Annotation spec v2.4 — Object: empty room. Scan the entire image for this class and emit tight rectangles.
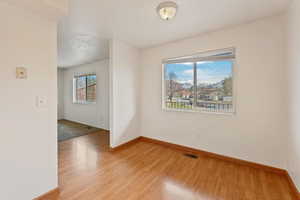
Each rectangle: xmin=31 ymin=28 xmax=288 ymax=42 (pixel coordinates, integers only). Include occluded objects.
xmin=57 ymin=60 xmax=109 ymax=142
xmin=1 ymin=0 xmax=300 ymax=200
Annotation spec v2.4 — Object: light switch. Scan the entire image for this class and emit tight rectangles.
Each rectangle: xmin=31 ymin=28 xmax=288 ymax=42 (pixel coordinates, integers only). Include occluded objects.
xmin=16 ymin=67 xmax=27 ymax=79
xmin=36 ymin=96 xmax=47 ymax=108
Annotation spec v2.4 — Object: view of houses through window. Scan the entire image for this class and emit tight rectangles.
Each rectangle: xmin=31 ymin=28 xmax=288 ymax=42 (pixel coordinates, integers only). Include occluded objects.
xmin=164 ymin=49 xmax=234 ymax=113
xmin=73 ymin=74 xmax=96 ymax=103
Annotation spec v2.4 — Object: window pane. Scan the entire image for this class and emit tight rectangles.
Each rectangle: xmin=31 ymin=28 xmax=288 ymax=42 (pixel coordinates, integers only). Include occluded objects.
xmin=196 ymin=60 xmax=233 ymax=113
xmin=165 ymin=63 xmax=194 ymax=110
xmin=76 ymin=76 xmax=86 ymax=102
xmin=87 ymin=75 xmax=96 ymax=102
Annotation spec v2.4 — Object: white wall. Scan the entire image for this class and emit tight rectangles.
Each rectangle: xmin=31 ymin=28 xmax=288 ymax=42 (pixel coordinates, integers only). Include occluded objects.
xmin=0 ymin=2 xmax=59 ymax=200
xmin=6 ymin=0 xmax=68 ymax=20
xmin=57 ymin=68 xmax=64 ymax=120
xmin=140 ymin=15 xmax=286 ymax=168
xmin=286 ymin=0 xmax=300 ymax=190
xmin=110 ymin=40 xmax=141 ymax=147
xmin=62 ymin=60 xmax=110 ymax=130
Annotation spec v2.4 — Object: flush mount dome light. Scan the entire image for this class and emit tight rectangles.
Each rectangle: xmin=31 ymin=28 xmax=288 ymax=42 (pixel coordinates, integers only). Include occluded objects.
xmin=157 ymin=1 xmax=178 ymax=20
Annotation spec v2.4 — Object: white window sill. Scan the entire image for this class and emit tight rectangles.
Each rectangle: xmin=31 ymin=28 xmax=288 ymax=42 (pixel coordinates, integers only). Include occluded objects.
xmin=73 ymin=101 xmax=96 ymax=105
xmin=162 ymin=107 xmax=235 ymax=116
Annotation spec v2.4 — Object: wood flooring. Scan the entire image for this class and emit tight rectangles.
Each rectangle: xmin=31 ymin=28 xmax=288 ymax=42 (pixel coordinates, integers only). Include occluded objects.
xmin=43 ymin=131 xmax=295 ymax=200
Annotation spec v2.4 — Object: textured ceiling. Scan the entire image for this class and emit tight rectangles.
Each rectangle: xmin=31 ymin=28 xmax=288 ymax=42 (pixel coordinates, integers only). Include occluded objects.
xmin=58 ymin=0 xmax=290 ymax=67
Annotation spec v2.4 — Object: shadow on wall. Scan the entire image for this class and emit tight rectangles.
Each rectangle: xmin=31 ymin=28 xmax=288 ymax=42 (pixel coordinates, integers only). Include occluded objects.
xmin=112 ymin=113 xmax=140 ymax=147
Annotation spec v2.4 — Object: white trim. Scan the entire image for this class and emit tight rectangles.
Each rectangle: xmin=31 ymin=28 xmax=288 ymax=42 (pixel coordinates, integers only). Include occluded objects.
xmin=161 ymin=48 xmax=237 ymax=115
xmin=72 ymin=101 xmax=97 ymax=105
xmin=163 ymin=47 xmax=235 ymax=64
xmin=163 ymin=108 xmax=235 ymax=116
xmin=73 ymin=73 xmax=97 ymax=104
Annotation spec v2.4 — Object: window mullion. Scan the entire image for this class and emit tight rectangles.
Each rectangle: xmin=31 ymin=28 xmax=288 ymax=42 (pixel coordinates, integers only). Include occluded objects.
xmin=193 ymin=62 xmax=197 ymax=109
xmin=76 ymin=78 xmax=78 ymax=102
xmin=85 ymin=76 xmax=88 ymax=102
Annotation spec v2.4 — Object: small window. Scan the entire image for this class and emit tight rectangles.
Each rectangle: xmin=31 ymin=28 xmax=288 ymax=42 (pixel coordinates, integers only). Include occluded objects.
xmin=163 ymin=48 xmax=235 ymax=114
xmin=73 ymin=74 xmax=96 ymax=104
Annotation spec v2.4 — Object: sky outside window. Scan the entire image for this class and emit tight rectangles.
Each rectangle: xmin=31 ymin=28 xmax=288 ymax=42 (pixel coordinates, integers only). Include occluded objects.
xmin=165 ymin=61 xmax=232 ymax=84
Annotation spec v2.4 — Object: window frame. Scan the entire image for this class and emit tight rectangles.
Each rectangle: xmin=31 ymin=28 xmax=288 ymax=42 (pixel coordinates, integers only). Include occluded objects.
xmin=73 ymin=73 xmax=97 ymax=105
xmin=161 ymin=48 xmax=237 ymax=115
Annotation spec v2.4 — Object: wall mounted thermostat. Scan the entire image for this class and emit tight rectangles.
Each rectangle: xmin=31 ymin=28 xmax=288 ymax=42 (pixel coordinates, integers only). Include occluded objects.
xmin=16 ymin=67 xmax=27 ymax=79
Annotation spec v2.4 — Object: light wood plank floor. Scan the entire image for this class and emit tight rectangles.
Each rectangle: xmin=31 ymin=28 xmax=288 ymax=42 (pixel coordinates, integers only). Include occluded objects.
xmin=48 ymin=131 xmax=295 ymax=200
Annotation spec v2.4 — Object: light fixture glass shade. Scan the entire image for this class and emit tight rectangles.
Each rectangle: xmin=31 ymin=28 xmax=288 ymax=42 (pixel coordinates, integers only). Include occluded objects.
xmin=157 ymin=1 xmax=178 ymax=20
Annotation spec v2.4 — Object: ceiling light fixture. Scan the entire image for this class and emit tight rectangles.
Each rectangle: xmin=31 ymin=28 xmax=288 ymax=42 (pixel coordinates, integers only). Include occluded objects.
xmin=157 ymin=1 xmax=178 ymax=21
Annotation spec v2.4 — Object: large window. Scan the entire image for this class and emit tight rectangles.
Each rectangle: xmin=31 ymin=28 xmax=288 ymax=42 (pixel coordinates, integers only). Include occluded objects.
xmin=73 ymin=74 xmax=96 ymax=104
xmin=163 ymin=48 xmax=235 ymax=114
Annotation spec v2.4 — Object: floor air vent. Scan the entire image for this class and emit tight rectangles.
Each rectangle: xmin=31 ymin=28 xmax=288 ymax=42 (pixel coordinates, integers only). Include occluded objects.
xmin=184 ymin=153 xmax=198 ymax=159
